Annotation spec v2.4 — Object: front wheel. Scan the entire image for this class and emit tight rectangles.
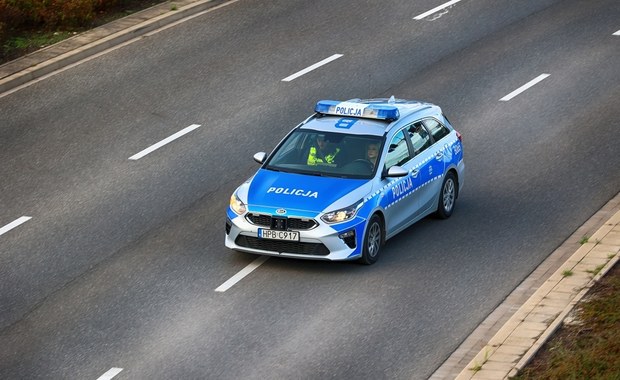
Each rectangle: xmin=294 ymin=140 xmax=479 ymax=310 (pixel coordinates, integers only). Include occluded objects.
xmin=436 ymin=172 xmax=457 ymax=219
xmin=359 ymin=215 xmax=383 ymax=265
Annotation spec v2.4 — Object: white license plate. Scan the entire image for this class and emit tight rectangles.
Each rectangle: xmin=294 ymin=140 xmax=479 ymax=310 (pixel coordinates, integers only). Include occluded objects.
xmin=258 ymin=229 xmax=300 ymax=241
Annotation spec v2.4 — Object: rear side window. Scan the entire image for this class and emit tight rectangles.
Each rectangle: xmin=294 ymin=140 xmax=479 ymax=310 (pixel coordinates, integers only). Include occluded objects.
xmin=424 ymin=118 xmax=450 ymax=142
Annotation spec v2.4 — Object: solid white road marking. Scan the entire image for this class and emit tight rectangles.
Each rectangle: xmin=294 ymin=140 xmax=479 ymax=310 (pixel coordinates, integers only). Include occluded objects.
xmin=0 ymin=216 xmax=32 ymax=237
xmin=499 ymin=74 xmax=550 ymax=101
xmin=215 ymin=255 xmax=269 ymax=292
xmin=413 ymin=0 xmax=463 ymax=20
xmin=145 ymin=0 xmax=241 ymax=37
xmin=613 ymin=30 xmax=620 ymax=36
xmin=129 ymin=124 xmax=201 ymax=160
xmin=97 ymin=368 xmax=123 ymax=380
xmin=282 ymin=54 xmax=343 ymax=82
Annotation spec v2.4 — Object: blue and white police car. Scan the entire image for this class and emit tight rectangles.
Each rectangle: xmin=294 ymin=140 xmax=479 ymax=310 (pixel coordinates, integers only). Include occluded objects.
xmin=225 ymin=97 xmax=464 ymax=264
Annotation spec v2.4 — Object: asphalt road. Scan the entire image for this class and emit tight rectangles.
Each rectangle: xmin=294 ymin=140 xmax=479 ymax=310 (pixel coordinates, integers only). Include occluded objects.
xmin=1 ymin=0 xmax=619 ymax=378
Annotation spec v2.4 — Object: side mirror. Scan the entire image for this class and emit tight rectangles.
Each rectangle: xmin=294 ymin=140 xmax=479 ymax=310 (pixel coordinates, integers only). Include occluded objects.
xmin=385 ymin=166 xmax=408 ymax=178
xmin=253 ymin=152 xmax=267 ymax=164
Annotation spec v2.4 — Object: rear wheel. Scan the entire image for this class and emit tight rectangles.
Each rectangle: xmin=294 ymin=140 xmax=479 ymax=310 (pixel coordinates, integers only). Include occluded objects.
xmin=359 ymin=215 xmax=383 ymax=265
xmin=436 ymin=171 xmax=457 ymax=219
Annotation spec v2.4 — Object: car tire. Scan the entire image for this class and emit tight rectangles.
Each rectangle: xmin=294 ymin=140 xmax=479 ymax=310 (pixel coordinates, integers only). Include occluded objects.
xmin=436 ymin=171 xmax=457 ymax=219
xmin=359 ymin=214 xmax=383 ymax=265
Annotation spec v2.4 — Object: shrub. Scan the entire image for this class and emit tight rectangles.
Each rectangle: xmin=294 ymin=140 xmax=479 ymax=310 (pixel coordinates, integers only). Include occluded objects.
xmin=1 ymin=0 xmax=142 ymax=62
xmin=0 ymin=0 xmax=127 ymax=32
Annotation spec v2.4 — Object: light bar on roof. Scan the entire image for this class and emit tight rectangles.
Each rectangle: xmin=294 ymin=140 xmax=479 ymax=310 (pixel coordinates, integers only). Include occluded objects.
xmin=315 ymin=100 xmax=399 ymax=121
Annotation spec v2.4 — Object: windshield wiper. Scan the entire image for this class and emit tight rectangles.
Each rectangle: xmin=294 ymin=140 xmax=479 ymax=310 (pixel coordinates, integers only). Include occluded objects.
xmin=265 ymin=166 xmax=286 ymax=173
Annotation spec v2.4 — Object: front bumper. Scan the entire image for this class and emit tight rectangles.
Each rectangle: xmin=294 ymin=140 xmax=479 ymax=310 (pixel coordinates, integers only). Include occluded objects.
xmin=224 ymin=209 xmax=366 ymax=261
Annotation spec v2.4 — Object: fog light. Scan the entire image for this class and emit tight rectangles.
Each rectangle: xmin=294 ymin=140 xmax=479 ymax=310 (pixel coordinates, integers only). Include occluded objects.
xmin=339 ymin=230 xmax=356 ymax=249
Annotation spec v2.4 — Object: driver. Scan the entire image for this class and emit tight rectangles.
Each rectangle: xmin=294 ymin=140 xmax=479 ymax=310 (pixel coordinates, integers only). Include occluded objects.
xmin=307 ymin=134 xmax=340 ymax=165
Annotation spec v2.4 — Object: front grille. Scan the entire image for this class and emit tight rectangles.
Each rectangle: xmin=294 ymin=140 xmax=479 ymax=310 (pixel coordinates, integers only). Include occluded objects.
xmin=246 ymin=213 xmax=317 ymax=230
xmin=287 ymin=218 xmax=317 ymax=230
xmin=235 ymin=236 xmax=330 ymax=256
xmin=246 ymin=213 xmax=272 ymax=226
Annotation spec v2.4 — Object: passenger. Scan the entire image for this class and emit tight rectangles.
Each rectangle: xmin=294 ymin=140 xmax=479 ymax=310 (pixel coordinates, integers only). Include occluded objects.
xmin=307 ymin=134 xmax=340 ymax=165
xmin=366 ymin=142 xmax=379 ymax=168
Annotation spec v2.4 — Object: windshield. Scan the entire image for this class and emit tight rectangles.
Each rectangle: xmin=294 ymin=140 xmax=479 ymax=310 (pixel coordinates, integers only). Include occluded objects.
xmin=265 ymin=129 xmax=384 ymax=179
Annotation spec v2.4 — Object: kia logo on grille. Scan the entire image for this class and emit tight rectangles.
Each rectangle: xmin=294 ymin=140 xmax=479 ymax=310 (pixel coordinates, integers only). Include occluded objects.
xmin=276 ymin=208 xmax=287 ymax=215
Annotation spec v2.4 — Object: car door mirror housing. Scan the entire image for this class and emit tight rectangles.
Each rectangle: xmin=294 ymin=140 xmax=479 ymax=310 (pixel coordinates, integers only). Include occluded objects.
xmin=253 ymin=152 xmax=267 ymax=164
xmin=385 ymin=166 xmax=408 ymax=178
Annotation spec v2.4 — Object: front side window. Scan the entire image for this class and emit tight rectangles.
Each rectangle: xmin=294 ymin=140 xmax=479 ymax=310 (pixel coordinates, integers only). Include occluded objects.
xmin=385 ymin=130 xmax=412 ymax=169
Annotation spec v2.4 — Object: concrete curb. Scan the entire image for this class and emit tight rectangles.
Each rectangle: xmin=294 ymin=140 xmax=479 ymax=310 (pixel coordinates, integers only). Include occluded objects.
xmin=0 ymin=0 xmax=226 ymax=94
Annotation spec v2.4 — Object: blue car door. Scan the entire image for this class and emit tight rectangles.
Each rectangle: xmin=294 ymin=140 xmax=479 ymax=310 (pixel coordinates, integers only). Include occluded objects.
xmin=381 ymin=129 xmax=416 ymax=236
xmin=406 ymin=121 xmax=444 ymax=215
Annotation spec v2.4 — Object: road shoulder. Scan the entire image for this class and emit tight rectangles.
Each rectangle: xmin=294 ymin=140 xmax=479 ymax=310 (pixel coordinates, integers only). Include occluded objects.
xmin=432 ymin=191 xmax=620 ymax=379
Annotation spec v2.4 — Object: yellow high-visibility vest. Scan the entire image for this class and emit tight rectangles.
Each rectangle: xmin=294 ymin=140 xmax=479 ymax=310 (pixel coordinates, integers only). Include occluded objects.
xmin=307 ymin=146 xmax=340 ymax=165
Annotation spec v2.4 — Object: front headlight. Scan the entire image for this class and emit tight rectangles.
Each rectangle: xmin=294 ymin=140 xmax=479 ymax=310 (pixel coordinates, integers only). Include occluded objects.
xmin=230 ymin=192 xmax=247 ymax=215
xmin=321 ymin=200 xmax=363 ymax=224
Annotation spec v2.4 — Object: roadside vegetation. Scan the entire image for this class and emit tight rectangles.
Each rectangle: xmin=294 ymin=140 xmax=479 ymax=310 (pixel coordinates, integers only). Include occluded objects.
xmin=512 ymin=260 xmax=620 ymax=379
xmin=0 ymin=0 xmax=163 ymax=63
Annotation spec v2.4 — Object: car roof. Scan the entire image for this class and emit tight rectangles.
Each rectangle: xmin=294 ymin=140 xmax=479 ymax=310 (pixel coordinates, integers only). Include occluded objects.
xmin=356 ymin=98 xmax=433 ymax=117
xmin=300 ymin=115 xmax=389 ymax=136
xmin=302 ymin=97 xmax=439 ymax=136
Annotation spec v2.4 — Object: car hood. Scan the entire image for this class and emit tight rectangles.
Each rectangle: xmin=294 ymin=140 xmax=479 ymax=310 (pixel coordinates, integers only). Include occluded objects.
xmin=247 ymin=169 xmax=368 ymax=214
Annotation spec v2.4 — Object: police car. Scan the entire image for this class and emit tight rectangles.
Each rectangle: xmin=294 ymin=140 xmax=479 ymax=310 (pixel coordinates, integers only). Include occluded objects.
xmin=225 ymin=97 xmax=464 ymax=264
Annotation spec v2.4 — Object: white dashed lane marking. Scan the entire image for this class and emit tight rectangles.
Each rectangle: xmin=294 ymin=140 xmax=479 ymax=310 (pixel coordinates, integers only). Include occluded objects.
xmin=129 ymin=124 xmax=201 ymax=160
xmin=281 ymin=54 xmax=343 ymax=82
xmin=97 ymin=368 xmax=123 ymax=380
xmin=215 ymin=256 xmax=269 ymax=292
xmin=0 ymin=216 xmax=32 ymax=237
xmin=413 ymin=0 xmax=463 ymax=20
xmin=499 ymin=74 xmax=550 ymax=101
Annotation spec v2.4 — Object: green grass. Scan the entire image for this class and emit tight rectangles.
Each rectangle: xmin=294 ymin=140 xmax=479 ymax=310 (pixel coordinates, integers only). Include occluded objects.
xmin=3 ymin=31 xmax=74 ymax=59
xmin=470 ymin=349 xmax=490 ymax=373
xmin=562 ymin=269 xmax=574 ymax=277
xmin=586 ymin=264 xmax=606 ymax=277
xmin=511 ymin=261 xmax=620 ymax=379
